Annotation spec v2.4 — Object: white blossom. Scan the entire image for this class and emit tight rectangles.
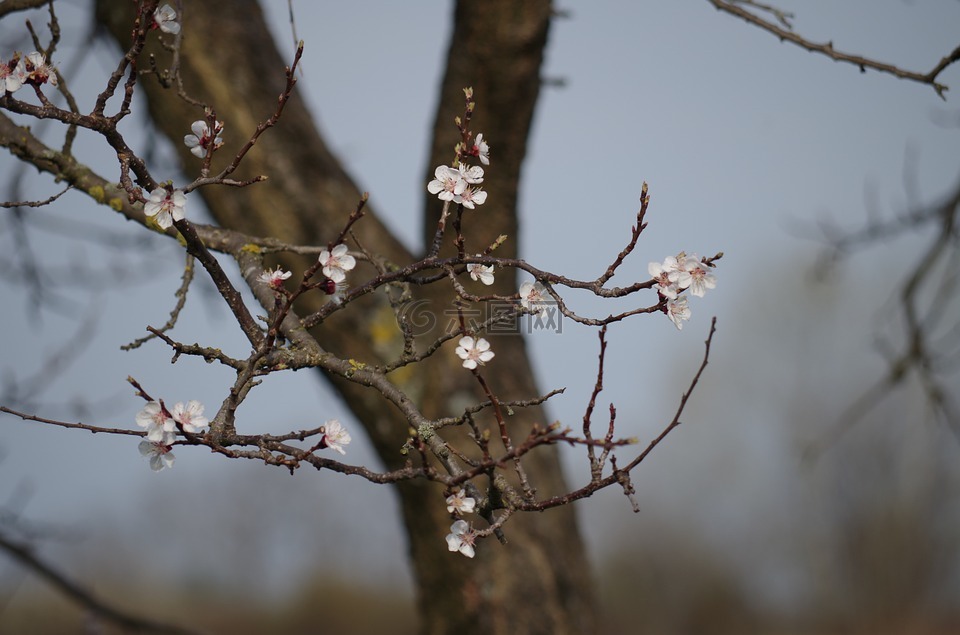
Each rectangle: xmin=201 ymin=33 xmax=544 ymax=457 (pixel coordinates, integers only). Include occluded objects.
xmin=143 ymin=188 xmax=186 ymax=229
xmin=457 ymin=163 xmax=485 ymax=185
xmin=518 ymin=281 xmax=548 ymax=318
xmin=318 ymin=244 xmax=356 ymax=284
xmin=446 ymin=489 xmax=476 ymax=515
xmin=467 ymin=258 xmax=495 ymax=286
xmin=135 ymin=401 xmax=176 ymax=443
xmin=183 ymin=119 xmax=224 ymax=158
xmin=666 ymin=296 xmax=691 ymax=330
xmin=648 ymin=261 xmax=680 ymax=300
xmin=138 ymin=439 xmax=175 ymax=471
xmin=446 ymin=520 xmax=476 ymax=558
xmin=153 ymin=4 xmax=181 ymax=34
xmin=686 ymin=258 xmax=717 ymax=297
xmin=171 ymin=400 xmax=209 ymax=434
xmin=456 ymin=186 xmax=487 ymax=209
xmin=321 ymin=419 xmax=352 ymax=455
xmin=472 ymin=133 xmax=490 ymax=165
xmin=427 ymin=165 xmax=466 ymax=202
xmin=662 ymin=252 xmax=695 ymax=290
xmin=24 ymin=52 xmax=56 ymax=87
xmin=455 ymin=336 xmax=494 ymax=370
xmin=258 ymin=266 xmax=292 ymax=290
xmin=1 ymin=56 xmax=26 ymax=93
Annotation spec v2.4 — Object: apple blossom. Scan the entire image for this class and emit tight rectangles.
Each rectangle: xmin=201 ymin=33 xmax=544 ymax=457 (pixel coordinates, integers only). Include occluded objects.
xmin=318 ymin=244 xmax=356 ymax=284
xmin=467 ymin=258 xmax=495 ymax=286
xmin=446 ymin=520 xmax=476 ymax=558
xmin=171 ymin=400 xmax=209 ymax=434
xmin=320 ymin=419 xmax=351 ymax=455
xmin=138 ymin=439 xmax=175 ymax=472
xmin=183 ymin=119 xmax=224 ymax=158
xmin=153 ymin=4 xmax=181 ymax=34
xmin=446 ymin=489 xmax=476 ymax=515
xmin=455 ymin=336 xmax=494 ymax=370
xmin=143 ymin=188 xmax=186 ymax=229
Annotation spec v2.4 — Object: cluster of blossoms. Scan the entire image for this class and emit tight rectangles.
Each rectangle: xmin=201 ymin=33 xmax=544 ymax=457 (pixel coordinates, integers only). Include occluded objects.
xmin=143 ymin=187 xmax=187 ymax=230
xmin=649 ymin=252 xmax=717 ymax=330
xmin=1 ymin=51 xmax=57 ymax=94
xmin=255 ymin=244 xmax=354 ymax=304
xmin=435 ymin=131 xmax=489 ymax=205
xmin=152 ymin=4 xmax=181 ymax=35
xmin=445 ymin=489 xmax=477 ymax=558
xmin=427 ymin=157 xmax=488 ymax=209
xmin=183 ymin=119 xmax=224 ymax=158
xmin=135 ymin=400 xmax=209 ymax=471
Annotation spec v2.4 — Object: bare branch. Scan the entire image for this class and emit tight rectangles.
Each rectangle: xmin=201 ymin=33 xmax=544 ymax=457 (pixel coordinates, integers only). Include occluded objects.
xmin=709 ymin=0 xmax=960 ymax=98
xmin=0 ymin=532 xmax=203 ymax=635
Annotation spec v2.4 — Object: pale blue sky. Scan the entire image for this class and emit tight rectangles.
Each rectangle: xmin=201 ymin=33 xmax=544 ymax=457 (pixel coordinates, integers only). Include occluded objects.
xmin=1 ymin=0 xmax=958 ymax=614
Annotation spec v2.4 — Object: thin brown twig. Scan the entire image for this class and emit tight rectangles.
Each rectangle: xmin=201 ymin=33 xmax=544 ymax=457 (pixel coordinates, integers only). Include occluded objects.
xmin=709 ymin=0 xmax=959 ymax=98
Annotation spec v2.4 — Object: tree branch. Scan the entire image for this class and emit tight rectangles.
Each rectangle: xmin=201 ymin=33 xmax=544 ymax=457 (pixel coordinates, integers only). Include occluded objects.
xmin=709 ymin=0 xmax=960 ymax=99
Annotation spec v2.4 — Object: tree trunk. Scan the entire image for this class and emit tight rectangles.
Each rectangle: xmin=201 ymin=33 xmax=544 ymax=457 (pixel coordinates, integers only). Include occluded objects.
xmin=94 ymin=2 xmax=596 ymax=633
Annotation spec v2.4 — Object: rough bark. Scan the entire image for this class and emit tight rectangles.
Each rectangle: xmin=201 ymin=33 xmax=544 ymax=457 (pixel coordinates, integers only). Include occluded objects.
xmin=94 ymin=1 xmax=596 ymax=633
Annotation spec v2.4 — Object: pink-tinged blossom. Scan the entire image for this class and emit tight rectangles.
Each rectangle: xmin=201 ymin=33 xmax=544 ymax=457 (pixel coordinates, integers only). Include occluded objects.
xmin=455 ymin=336 xmax=494 ymax=370
xmin=446 ymin=520 xmax=476 ymax=558
xmin=666 ymin=296 xmax=691 ymax=331
xmin=153 ymin=4 xmax=181 ymax=34
xmin=258 ymin=266 xmax=292 ymax=290
xmin=138 ymin=439 xmax=175 ymax=471
xmin=427 ymin=165 xmax=466 ymax=202
xmin=171 ymin=400 xmax=209 ymax=434
xmin=23 ymin=52 xmax=56 ymax=87
xmin=648 ymin=261 xmax=679 ymax=300
xmin=1 ymin=56 xmax=27 ymax=93
xmin=143 ymin=188 xmax=186 ymax=229
xmin=456 ymin=186 xmax=487 ymax=209
xmin=135 ymin=401 xmax=176 ymax=443
xmin=471 ymin=133 xmax=490 ymax=165
xmin=519 ymin=281 xmax=548 ymax=318
xmin=446 ymin=489 xmax=476 ymax=515
xmin=662 ymin=252 xmax=695 ymax=290
xmin=686 ymin=257 xmax=717 ymax=297
xmin=318 ymin=244 xmax=356 ymax=284
xmin=457 ymin=163 xmax=484 ymax=185
xmin=183 ymin=119 xmax=224 ymax=158
xmin=467 ymin=258 xmax=495 ymax=286
xmin=320 ymin=419 xmax=351 ymax=455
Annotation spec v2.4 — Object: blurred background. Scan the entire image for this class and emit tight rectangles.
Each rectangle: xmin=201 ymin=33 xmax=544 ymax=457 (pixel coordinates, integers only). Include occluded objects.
xmin=1 ymin=1 xmax=959 ymax=633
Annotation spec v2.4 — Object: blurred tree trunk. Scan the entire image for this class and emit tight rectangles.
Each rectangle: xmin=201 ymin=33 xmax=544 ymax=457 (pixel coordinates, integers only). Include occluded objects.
xmin=94 ymin=1 xmax=596 ymax=633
